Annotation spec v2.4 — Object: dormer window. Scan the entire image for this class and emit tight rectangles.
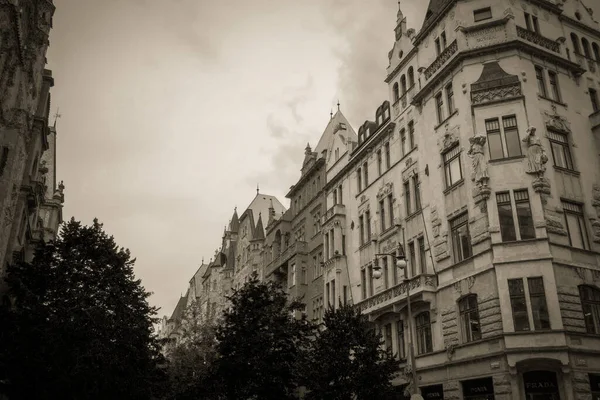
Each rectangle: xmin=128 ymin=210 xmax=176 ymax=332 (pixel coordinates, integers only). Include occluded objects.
xmin=366 ymin=127 xmax=370 ymax=137
xmin=340 ymin=123 xmax=347 ymax=130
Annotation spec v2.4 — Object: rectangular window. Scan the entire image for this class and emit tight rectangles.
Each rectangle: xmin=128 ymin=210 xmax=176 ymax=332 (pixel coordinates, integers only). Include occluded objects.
xmin=514 ymin=189 xmax=535 ymax=240
xmin=474 ymin=7 xmax=492 ymax=22
xmin=359 ymin=215 xmax=365 ymax=246
xmin=502 ymin=115 xmax=522 ymax=157
xmin=404 ymin=181 xmax=411 ymax=215
xmin=409 ymin=241 xmax=417 ymax=277
xmin=446 ymin=82 xmax=455 ymax=115
xmin=418 ymin=237 xmax=426 ymax=275
xmin=532 ymin=14 xmax=539 ymax=33
xmin=400 ymin=128 xmax=406 ymax=156
xmin=535 ymin=66 xmax=547 ymax=97
xmin=435 ymin=92 xmax=444 ymax=124
xmin=496 ymin=191 xmax=517 ymax=242
xmin=342 ymin=234 xmax=346 ymax=255
xmin=562 ymin=201 xmax=590 ymax=250
xmin=441 ymin=31 xmax=447 ymax=49
xmin=361 ymin=269 xmax=367 ymax=299
xmin=332 ymin=279 xmax=336 ymax=308
xmin=384 ymin=323 xmax=393 ymax=352
xmin=413 ymin=174 xmax=421 ymax=212
xmin=408 ymin=120 xmax=415 ymax=150
xmin=528 ymin=277 xmax=551 ymax=330
xmin=365 ymin=211 xmax=372 ymax=241
xmin=508 ymin=278 xmax=530 ymax=331
xmin=380 ymin=199 xmax=386 ymax=232
xmin=590 ymin=88 xmax=599 ymax=112
xmin=396 ymin=321 xmax=406 ymax=360
xmin=363 ymin=162 xmax=369 ymax=187
xmin=338 ymin=185 xmax=343 ymax=205
xmin=367 ymin=265 xmax=374 ymax=297
xmin=326 ymin=282 xmax=331 ymax=307
xmin=388 ymin=194 xmax=394 ymax=227
xmin=0 ymin=147 xmax=9 ymax=176
xmin=485 ymin=115 xmax=522 ymax=160
xmin=384 ymin=142 xmax=391 ymax=169
xmin=382 ymin=256 xmax=389 ymax=289
xmin=343 ymin=285 xmax=348 ymax=305
xmin=332 ymin=190 xmax=337 ymax=206
xmin=357 ymin=168 xmax=362 ymax=192
xmin=443 ymin=145 xmax=463 ymax=188
xmin=525 ymin=12 xmax=532 ymax=30
xmin=435 ymin=37 xmax=441 ymax=56
xmin=548 ymin=130 xmax=574 ymax=171
xmin=548 ymin=71 xmax=561 ymax=102
xmin=392 ymin=255 xmax=399 ymax=285
xmin=579 ymin=286 xmax=600 ymax=334
xmin=416 ymin=312 xmax=433 ymax=355
xmin=459 ymin=295 xmax=482 ymax=342
xmin=450 ymin=213 xmax=472 ymax=263
xmin=377 ymin=149 xmax=382 ymax=176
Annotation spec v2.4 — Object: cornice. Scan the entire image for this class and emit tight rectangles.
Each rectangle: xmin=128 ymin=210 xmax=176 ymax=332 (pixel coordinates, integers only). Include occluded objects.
xmin=559 ymin=15 xmax=600 ymax=40
xmin=526 ymin=0 xmax=564 ymax=14
xmin=286 ymin=157 xmax=325 ymax=198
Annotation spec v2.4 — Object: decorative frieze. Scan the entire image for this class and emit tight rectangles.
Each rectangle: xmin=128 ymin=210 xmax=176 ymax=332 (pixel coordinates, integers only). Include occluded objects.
xmin=573 ymin=372 xmax=591 ymax=400
xmin=470 ymin=62 xmax=522 ymax=106
xmin=376 ymin=182 xmax=394 ymax=200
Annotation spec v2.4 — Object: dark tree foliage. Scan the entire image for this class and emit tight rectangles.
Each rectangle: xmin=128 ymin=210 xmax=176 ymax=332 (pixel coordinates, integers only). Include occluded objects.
xmin=0 ymin=218 xmax=167 ymax=400
xmin=212 ymin=272 xmax=312 ymax=400
xmin=302 ymin=303 xmax=400 ymax=400
xmin=164 ymin=300 xmax=219 ymax=400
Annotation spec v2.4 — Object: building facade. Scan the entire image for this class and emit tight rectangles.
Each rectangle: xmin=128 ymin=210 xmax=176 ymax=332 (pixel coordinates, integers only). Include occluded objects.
xmin=323 ymin=0 xmax=600 ymax=399
xmin=0 ymin=0 xmax=64 ymax=294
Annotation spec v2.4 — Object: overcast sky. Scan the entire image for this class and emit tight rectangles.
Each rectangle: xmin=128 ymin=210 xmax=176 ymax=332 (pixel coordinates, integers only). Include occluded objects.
xmin=46 ymin=0 xmax=599 ymax=317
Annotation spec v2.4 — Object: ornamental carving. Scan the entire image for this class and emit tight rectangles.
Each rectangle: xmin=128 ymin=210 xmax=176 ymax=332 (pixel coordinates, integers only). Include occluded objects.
xmin=545 ymin=208 xmax=568 ymax=236
xmin=377 ymin=182 xmax=394 ymax=200
xmin=471 ymin=84 xmax=521 ymax=105
xmin=439 ymin=125 xmax=460 ymax=153
xmin=523 ymin=127 xmax=548 ymax=177
xmin=544 ymin=108 xmax=571 ymax=133
xmin=466 ymin=25 xmax=507 ymax=50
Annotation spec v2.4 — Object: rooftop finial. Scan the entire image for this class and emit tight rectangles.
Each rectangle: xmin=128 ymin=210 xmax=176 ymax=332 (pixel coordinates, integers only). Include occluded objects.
xmin=330 ymin=109 xmax=333 ymax=119
xmin=397 ymin=1 xmax=403 ymax=20
xmin=53 ymin=108 xmax=61 ymax=129
xmin=337 ymin=99 xmax=340 ymax=111
xmin=257 ymin=184 xmax=259 ymax=194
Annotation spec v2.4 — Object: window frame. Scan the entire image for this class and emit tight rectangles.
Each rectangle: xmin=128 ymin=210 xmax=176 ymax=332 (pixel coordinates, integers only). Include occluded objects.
xmin=415 ymin=311 xmax=433 ymax=355
xmin=442 ymin=145 xmax=463 ymax=189
xmin=363 ymin=162 xmax=369 ymax=187
xmin=377 ymin=149 xmax=382 ymax=176
xmin=508 ymin=278 xmax=530 ymax=331
xmin=459 ymin=294 xmax=482 ymax=342
xmin=527 ymin=277 xmax=551 ymax=330
xmin=562 ymin=200 xmax=590 ymax=250
xmin=408 ymin=120 xmax=415 ymax=150
xmin=379 ymin=198 xmax=386 ymax=232
xmin=435 ymin=92 xmax=444 ymax=124
xmin=418 ymin=236 xmax=426 ymax=275
xmin=396 ymin=320 xmax=406 ymax=360
xmin=590 ymin=88 xmax=599 ymax=113
xmin=473 ymin=7 xmax=492 ymax=22
xmin=446 ymin=82 xmax=455 ymax=115
xmin=413 ymin=173 xmax=421 ymax=212
xmin=400 ymin=128 xmax=406 ymax=156
xmin=404 ymin=180 xmax=412 ymax=216
xmin=450 ymin=212 xmax=472 ymax=264
xmin=384 ymin=142 xmax=391 ymax=169
xmin=535 ymin=65 xmax=547 ymax=98
xmin=548 ymin=70 xmax=561 ymax=102
xmin=484 ymin=115 xmax=522 ymax=160
xmin=387 ymin=194 xmax=394 ymax=228
xmin=548 ymin=130 xmax=574 ymax=171
xmin=579 ymin=285 xmax=600 ymax=335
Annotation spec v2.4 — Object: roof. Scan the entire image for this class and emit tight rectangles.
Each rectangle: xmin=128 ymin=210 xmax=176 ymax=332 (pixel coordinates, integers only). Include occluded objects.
xmin=415 ymin=0 xmax=455 ymax=44
xmin=190 ymin=263 xmax=209 ymax=284
xmin=314 ymin=110 xmax=357 ymax=157
xmin=229 ymin=208 xmax=240 ymax=232
xmin=169 ymin=290 xmax=189 ymax=323
xmin=253 ymin=213 xmax=265 ymax=240
xmin=470 ymin=62 xmax=519 ymax=92
xmin=244 ymin=193 xmax=286 ymax=237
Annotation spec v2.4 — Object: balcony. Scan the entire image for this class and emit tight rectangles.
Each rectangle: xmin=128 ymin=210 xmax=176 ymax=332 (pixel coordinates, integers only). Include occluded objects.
xmin=516 ymin=26 xmax=559 ymax=53
xmin=355 ymin=274 xmax=437 ymax=315
xmin=591 ymin=110 xmax=600 ymax=131
xmin=424 ymin=40 xmax=458 ymax=80
xmin=264 ymin=241 xmax=308 ymax=278
xmin=321 ymin=204 xmax=346 ymax=225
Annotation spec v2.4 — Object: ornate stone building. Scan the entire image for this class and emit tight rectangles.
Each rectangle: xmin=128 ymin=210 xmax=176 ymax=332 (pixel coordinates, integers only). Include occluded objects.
xmin=0 ymin=0 xmax=64 ymax=291
xmin=325 ymin=0 xmax=600 ymax=398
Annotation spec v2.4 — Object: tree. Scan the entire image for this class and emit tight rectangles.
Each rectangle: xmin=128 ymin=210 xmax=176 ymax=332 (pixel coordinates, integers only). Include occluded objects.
xmin=212 ymin=272 xmax=312 ymax=400
xmin=0 ymin=218 xmax=167 ymax=399
xmin=164 ymin=300 xmax=219 ymax=400
xmin=302 ymin=303 xmax=400 ymax=400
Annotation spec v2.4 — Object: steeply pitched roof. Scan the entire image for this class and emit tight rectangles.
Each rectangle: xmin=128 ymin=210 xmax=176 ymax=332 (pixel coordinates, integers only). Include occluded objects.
xmin=190 ymin=263 xmax=209 ymax=284
xmin=314 ymin=110 xmax=357 ymax=157
xmin=418 ymin=0 xmax=454 ymax=41
xmin=244 ymin=193 xmax=286 ymax=237
xmin=169 ymin=290 xmax=189 ymax=323
xmin=253 ymin=213 xmax=265 ymax=240
xmin=229 ymin=208 xmax=240 ymax=232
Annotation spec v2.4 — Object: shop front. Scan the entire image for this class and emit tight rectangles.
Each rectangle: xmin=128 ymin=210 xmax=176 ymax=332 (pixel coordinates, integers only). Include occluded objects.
xmin=420 ymin=384 xmax=444 ymax=399
xmin=462 ymin=377 xmax=495 ymax=400
xmin=522 ymin=370 xmax=560 ymax=400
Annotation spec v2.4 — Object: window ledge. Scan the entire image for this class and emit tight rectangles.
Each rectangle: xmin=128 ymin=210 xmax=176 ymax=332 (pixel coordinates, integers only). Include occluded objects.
xmin=538 ymin=95 xmax=567 ymax=108
xmin=359 ymin=242 xmax=371 ymax=251
xmin=553 ymin=165 xmax=580 ymax=176
xmin=405 ymin=209 xmax=423 ymax=222
xmin=443 ymin=179 xmax=464 ymax=195
xmin=489 ymin=155 xmax=525 ymax=165
xmin=434 ymin=109 xmax=459 ymax=131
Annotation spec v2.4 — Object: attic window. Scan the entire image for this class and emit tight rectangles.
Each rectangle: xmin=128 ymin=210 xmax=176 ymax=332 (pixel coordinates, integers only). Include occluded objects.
xmin=339 ymin=123 xmax=347 ymax=130
xmin=399 ymin=50 xmax=404 ymax=59
xmin=474 ymin=7 xmax=492 ymax=22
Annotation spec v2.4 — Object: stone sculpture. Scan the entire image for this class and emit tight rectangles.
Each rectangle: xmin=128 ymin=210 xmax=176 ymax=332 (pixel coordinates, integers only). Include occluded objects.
xmin=467 ymin=135 xmax=489 ymax=187
xmin=522 ymin=126 xmax=548 ymax=176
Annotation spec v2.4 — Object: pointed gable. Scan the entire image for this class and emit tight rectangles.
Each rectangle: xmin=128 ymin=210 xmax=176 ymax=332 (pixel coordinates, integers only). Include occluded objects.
xmin=253 ymin=213 xmax=265 ymax=241
xmin=314 ymin=110 xmax=357 ymax=159
xmin=243 ymin=193 xmax=286 ymax=239
xmin=229 ymin=208 xmax=240 ymax=233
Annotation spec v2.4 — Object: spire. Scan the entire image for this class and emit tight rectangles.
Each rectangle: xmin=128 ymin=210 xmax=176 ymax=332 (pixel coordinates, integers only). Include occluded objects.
xmin=230 ymin=207 xmax=240 ymax=233
xmin=268 ymin=198 xmax=276 ymax=226
xmin=53 ymin=108 xmax=61 ymax=129
xmin=256 ymin=184 xmax=259 ymax=195
xmin=330 ymin=109 xmax=333 ymax=119
xmin=397 ymin=1 xmax=404 ymax=22
xmin=337 ymin=99 xmax=341 ymax=112
xmin=254 ymin=212 xmax=265 ymax=240
xmin=305 ymin=142 xmax=312 ymax=155
xmin=395 ymin=1 xmax=407 ymax=40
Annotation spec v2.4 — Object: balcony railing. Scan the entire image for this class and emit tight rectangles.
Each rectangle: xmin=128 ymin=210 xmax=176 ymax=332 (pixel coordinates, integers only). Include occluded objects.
xmin=322 ymin=204 xmax=346 ymax=225
xmin=516 ymin=26 xmax=559 ymax=53
xmin=264 ymin=241 xmax=308 ymax=277
xmin=424 ymin=40 xmax=458 ymax=80
xmin=355 ymin=274 xmax=437 ymax=314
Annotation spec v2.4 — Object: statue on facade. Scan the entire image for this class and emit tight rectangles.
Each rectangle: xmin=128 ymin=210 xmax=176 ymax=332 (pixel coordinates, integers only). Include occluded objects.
xmin=522 ymin=126 xmax=548 ymax=176
xmin=467 ymin=135 xmax=489 ymax=187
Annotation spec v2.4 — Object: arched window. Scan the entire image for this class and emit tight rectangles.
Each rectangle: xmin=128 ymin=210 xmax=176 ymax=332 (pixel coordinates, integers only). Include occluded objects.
xmin=415 ymin=311 xmax=433 ymax=354
xmin=593 ymin=42 xmax=600 ymax=62
xmin=571 ymin=33 xmax=581 ymax=54
xmin=459 ymin=294 xmax=481 ymax=342
xmin=408 ymin=66 xmax=415 ymax=88
xmin=579 ymin=285 xmax=600 ymax=334
xmin=393 ymin=83 xmax=399 ymax=102
xmin=582 ymin=37 xmax=592 ymax=58
xmin=400 ymin=75 xmax=407 ymax=95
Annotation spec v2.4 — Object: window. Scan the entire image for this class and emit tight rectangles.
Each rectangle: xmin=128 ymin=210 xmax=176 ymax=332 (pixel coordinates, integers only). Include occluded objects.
xmin=363 ymin=162 xmax=369 ymax=187
xmin=409 ymin=241 xmax=416 ymax=277
xmin=290 ymin=264 xmax=296 ymax=287
xmin=387 ymin=194 xmax=394 ymax=227
xmin=450 ymin=213 xmax=472 ymax=263
xmin=408 ymin=67 xmax=415 ymax=88
xmin=0 ymin=147 xmax=9 ymax=176
xmin=393 ymin=83 xmax=400 ymax=102
xmin=435 ymin=37 xmax=441 ymax=56
xmin=382 ymin=256 xmax=389 ymax=289
xmin=359 ymin=215 xmax=365 ymax=246
xmin=380 ymin=199 xmax=386 ymax=232
xmin=342 ymin=234 xmax=346 ymax=255
xmin=535 ymin=66 xmax=547 ymax=97
xmin=301 ymin=266 xmax=307 ymax=285
xmin=435 ymin=92 xmax=444 ymax=124
xmin=524 ymin=12 xmax=539 ymax=33
xmin=384 ymin=323 xmax=393 ymax=352
xmin=404 ymin=181 xmax=411 ymax=215
xmin=396 ymin=320 xmax=406 ymax=360
xmin=508 ymin=278 xmax=530 ymax=331
xmin=413 ymin=174 xmax=421 ymax=212
xmin=377 ymin=149 xmax=382 ymax=176
xmin=528 ymin=277 xmax=550 ymax=330
xmin=446 ymin=82 xmax=455 ymax=115
xmin=357 ymin=168 xmax=362 ymax=192
xmin=408 ymin=120 xmax=415 ymax=150
xmin=459 ymin=295 xmax=482 ymax=342
xmin=496 ymin=191 xmax=517 ymax=242
xmin=474 ymin=7 xmax=492 ymax=22
xmin=562 ymin=201 xmax=589 ymax=250
xmin=338 ymin=185 xmax=343 ymax=205
xmin=484 ymin=115 xmax=522 ymax=160
xmin=443 ymin=145 xmax=463 ymax=188
xmin=416 ymin=312 xmax=433 ymax=354
xmin=548 ymin=130 xmax=574 ymax=170
xmin=515 ymin=189 xmax=535 ymax=240
xmin=367 ymin=265 xmax=374 ymax=296
xmin=418 ymin=237 xmax=426 ymax=274
xmin=332 ymin=190 xmax=337 ymax=206
xmin=365 ymin=211 xmax=372 ymax=241
xmin=593 ymin=42 xmax=600 ymax=62
xmin=400 ymin=128 xmax=406 ymax=156
xmin=590 ymin=88 xmax=599 ymax=113
xmin=548 ymin=71 xmax=561 ymax=102
xmin=441 ymin=31 xmax=447 ymax=49
xmin=582 ymin=38 xmax=592 ymax=59
xmin=361 ymin=269 xmax=367 ymax=299
xmin=326 ymin=282 xmax=330 ymax=307
xmin=343 ymin=285 xmax=348 ymax=305
xmin=331 ymin=279 xmax=336 ymax=308
xmin=384 ymin=142 xmax=391 ymax=168
xmin=579 ymin=286 xmax=600 ymax=334
xmin=571 ymin=33 xmax=581 ymax=54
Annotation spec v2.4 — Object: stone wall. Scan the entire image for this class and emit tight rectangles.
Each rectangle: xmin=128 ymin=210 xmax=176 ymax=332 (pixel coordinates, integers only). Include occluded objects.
xmin=557 ymin=284 xmax=587 ymax=333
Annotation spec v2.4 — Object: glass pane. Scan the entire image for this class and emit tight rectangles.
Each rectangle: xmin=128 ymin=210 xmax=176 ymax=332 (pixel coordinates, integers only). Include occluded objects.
xmin=498 ymin=203 xmax=517 ymax=241
xmin=517 ymin=201 xmax=536 ymax=239
xmin=551 ymin=142 xmax=566 ymax=168
xmin=505 ymin=128 xmax=522 ymax=157
xmin=566 ymin=213 xmax=584 ymax=248
xmin=470 ymin=310 xmax=482 ymax=340
xmin=530 ymin=296 xmax=551 ymax=330
xmin=460 ymin=226 xmax=472 ymax=259
xmin=582 ymin=303 xmax=597 ymax=333
xmin=487 ymin=132 xmax=504 ymax=159
xmin=449 ymin=157 xmax=462 ymax=185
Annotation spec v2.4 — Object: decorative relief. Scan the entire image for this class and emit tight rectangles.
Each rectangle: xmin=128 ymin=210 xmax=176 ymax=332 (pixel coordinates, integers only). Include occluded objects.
xmin=574 ymin=267 xmax=587 ymax=281
xmin=467 ymin=276 xmax=476 ymax=290
xmin=544 ymin=109 xmax=571 ymax=133
xmin=453 ymin=281 xmax=462 ymax=295
xmin=377 ymin=182 xmax=393 ymax=200
xmin=523 ymin=127 xmax=549 ymax=176
xmin=589 ymin=218 xmax=600 ymax=244
xmin=431 ymin=207 xmax=442 ymax=237
xmin=439 ymin=125 xmax=460 ymax=153
xmin=462 ymin=83 xmax=467 ymax=94
xmin=424 ymin=40 xmax=457 ymax=80
xmin=470 ymin=213 xmax=491 ymax=245
xmin=434 ymin=233 xmax=450 ymax=262
xmin=521 ymin=2 xmax=528 ymax=11
xmin=503 ymin=8 xmax=514 ymax=18
xmin=466 ymin=25 xmax=507 ymax=50
xmin=471 ymin=84 xmax=521 ymax=105
xmin=449 ymin=10 xmax=455 ymax=19
xmin=467 ymin=135 xmax=490 ymax=189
